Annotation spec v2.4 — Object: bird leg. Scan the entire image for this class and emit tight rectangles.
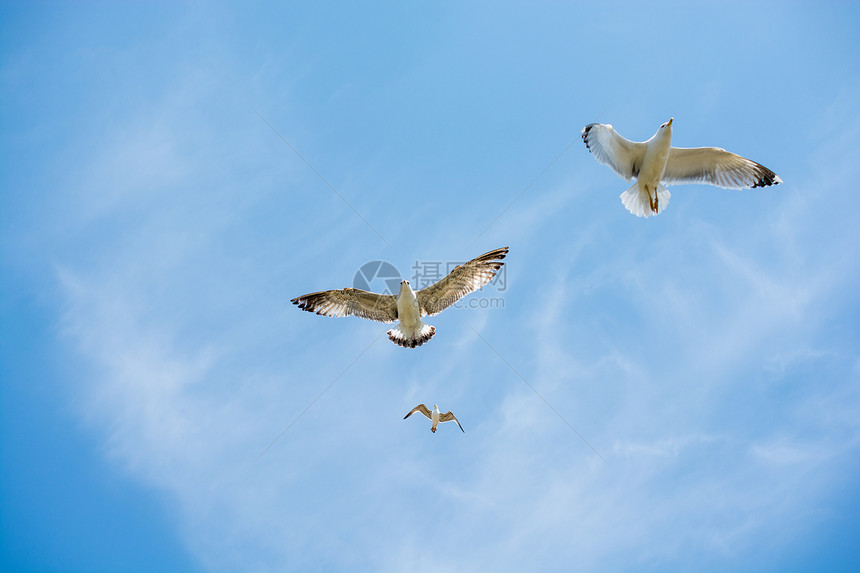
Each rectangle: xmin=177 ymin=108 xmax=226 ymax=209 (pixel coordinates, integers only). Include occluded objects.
xmin=647 ymin=187 xmax=659 ymax=213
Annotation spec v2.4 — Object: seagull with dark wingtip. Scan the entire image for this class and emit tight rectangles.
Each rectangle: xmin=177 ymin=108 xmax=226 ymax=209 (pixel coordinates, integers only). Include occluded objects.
xmin=404 ymin=403 xmax=464 ymax=433
xmin=291 ymin=247 xmax=508 ymax=348
xmin=582 ymin=118 xmax=781 ymax=217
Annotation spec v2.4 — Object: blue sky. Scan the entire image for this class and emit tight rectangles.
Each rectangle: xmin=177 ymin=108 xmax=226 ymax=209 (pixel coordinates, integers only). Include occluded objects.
xmin=2 ymin=1 xmax=859 ymax=571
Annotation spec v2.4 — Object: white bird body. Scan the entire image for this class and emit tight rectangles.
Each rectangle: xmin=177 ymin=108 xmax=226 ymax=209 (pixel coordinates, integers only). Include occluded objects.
xmin=292 ymin=247 xmax=508 ymax=348
xmin=582 ymin=118 xmax=781 ymax=217
xmin=395 ymin=281 xmax=420 ymax=325
xmin=389 ymin=280 xmax=433 ymax=347
xmin=430 ymin=404 xmax=441 ymax=432
xmin=404 ymin=403 xmax=464 ymax=433
xmin=635 ymin=119 xmax=674 ymax=212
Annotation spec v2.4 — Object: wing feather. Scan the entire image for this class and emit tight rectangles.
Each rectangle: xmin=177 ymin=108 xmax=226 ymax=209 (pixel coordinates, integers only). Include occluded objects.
xmin=439 ymin=411 xmax=465 ymax=432
xmin=582 ymin=123 xmax=647 ymax=181
xmin=404 ymin=404 xmax=433 ymax=420
xmin=416 ymin=247 xmax=508 ymax=317
xmin=291 ymin=288 xmax=398 ymax=323
xmin=663 ymin=147 xmax=782 ymax=189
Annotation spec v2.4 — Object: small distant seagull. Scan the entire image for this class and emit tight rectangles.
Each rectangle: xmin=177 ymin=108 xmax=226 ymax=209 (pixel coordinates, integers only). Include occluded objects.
xmin=291 ymin=247 xmax=508 ymax=348
xmin=582 ymin=118 xmax=782 ymax=217
xmin=403 ymin=404 xmax=464 ymax=433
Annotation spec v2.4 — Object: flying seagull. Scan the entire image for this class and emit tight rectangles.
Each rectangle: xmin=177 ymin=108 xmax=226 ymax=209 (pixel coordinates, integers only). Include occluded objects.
xmin=291 ymin=247 xmax=508 ymax=348
xmin=582 ymin=118 xmax=782 ymax=217
xmin=403 ymin=403 xmax=464 ymax=433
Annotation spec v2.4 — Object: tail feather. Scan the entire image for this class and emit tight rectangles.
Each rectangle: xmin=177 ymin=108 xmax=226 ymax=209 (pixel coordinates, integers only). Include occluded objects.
xmin=620 ymin=182 xmax=670 ymax=218
xmin=387 ymin=322 xmax=436 ymax=348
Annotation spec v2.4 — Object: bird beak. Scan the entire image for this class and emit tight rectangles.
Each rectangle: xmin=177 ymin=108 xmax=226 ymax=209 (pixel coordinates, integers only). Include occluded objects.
xmin=667 ymin=117 xmax=674 ymax=126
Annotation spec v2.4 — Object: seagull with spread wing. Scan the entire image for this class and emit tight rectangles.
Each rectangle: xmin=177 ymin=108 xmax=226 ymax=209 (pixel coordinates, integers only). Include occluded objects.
xmin=291 ymin=247 xmax=508 ymax=348
xmin=403 ymin=403 xmax=464 ymax=433
xmin=582 ymin=118 xmax=781 ymax=217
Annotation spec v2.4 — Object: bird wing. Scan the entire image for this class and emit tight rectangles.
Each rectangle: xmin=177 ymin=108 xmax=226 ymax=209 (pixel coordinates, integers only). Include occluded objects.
xmin=291 ymin=288 xmax=398 ymax=323
xmin=404 ymin=404 xmax=433 ymax=420
xmin=439 ymin=411 xmax=464 ymax=432
xmin=416 ymin=247 xmax=508 ymax=317
xmin=581 ymin=123 xmax=647 ymax=181
xmin=663 ymin=147 xmax=782 ymax=189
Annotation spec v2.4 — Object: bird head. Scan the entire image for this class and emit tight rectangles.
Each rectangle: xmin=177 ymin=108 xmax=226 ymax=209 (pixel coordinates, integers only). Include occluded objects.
xmin=660 ymin=117 xmax=674 ymax=130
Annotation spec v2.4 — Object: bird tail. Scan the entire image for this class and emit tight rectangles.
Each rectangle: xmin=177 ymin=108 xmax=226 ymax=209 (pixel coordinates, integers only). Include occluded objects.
xmin=387 ymin=322 xmax=436 ymax=348
xmin=620 ymin=182 xmax=670 ymax=218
